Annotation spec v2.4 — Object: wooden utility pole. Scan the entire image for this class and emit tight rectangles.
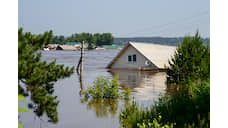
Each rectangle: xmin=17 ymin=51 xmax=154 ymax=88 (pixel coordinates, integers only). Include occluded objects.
xmin=80 ymin=41 xmax=84 ymax=78
xmin=76 ymin=41 xmax=84 ymax=75
xmin=76 ymin=41 xmax=84 ymax=96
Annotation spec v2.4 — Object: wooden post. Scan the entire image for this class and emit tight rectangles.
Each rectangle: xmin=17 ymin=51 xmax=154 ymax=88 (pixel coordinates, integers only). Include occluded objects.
xmin=80 ymin=41 xmax=84 ymax=78
xmin=76 ymin=41 xmax=84 ymax=74
xmin=78 ymin=41 xmax=84 ymax=96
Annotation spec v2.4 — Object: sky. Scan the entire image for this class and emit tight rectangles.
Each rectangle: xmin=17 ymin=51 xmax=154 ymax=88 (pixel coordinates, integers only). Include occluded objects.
xmin=18 ymin=0 xmax=210 ymax=38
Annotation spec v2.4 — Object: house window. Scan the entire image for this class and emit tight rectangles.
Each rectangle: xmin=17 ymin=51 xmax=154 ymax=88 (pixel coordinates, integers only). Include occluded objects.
xmin=127 ymin=54 xmax=136 ymax=63
xmin=128 ymin=55 xmax=132 ymax=62
xmin=133 ymin=54 xmax=136 ymax=62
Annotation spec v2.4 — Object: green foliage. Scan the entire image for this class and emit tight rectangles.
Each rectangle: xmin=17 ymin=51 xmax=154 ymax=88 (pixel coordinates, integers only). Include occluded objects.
xmin=18 ymin=95 xmax=28 ymax=128
xmin=18 ymin=95 xmax=29 ymax=113
xmin=166 ymin=31 xmax=210 ymax=84
xmin=18 ymin=107 xmax=29 ymax=112
xmin=51 ymin=35 xmax=66 ymax=44
xmin=18 ymin=94 xmax=25 ymax=102
xmin=81 ymin=76 xmax=130 ymax=118
xmin=50 ymin=32 xmax=114 ymax=47
xmin=83 ymin=76 xmax=130 ymax=99
xmin=120 ymin=31 xmax=210 ymax=128
xmin=119 ymin=99 xmax=140 ymax=128
xmin=94 ymin=33 xmax=114 ymax=46
xmin=18 ymin=28 xmax=74 ymax=123
xmin=75 ymin=32 xmax=96 ymax=49
xmin=184 ymin=114 xmax=209 ymax=128
xmin=18 ymin=123 xmax=23 ymax=128
xmin=119 ymin=80 xmax=210 ymax=128
xmin=137 ymin=115 xmax=175 ymax=128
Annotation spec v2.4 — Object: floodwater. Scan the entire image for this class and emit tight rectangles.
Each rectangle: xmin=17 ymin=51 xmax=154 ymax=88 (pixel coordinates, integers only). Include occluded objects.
xmin=19 ymin=49 xmax=168 ymax=128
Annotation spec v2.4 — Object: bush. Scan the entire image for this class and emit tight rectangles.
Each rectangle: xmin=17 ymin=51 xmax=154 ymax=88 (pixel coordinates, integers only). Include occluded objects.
xmin=137 ymin=115 xmax=175 ymax=128
xmin=119 ymin=80 xmax=210 ymax=128
xmin=81 ymin=76 xmax=130 ymax=118
xmin=83 ymin=76 xmax=131 ymax=99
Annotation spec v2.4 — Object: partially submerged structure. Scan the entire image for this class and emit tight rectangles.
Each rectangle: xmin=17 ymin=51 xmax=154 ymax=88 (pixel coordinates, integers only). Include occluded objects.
xmin=107 ymin=42 xmax=176 ymax=70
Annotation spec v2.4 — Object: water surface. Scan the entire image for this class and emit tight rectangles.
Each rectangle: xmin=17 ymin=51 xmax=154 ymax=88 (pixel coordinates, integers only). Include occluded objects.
xmin=19 ymin=49 xmax=167 ymax=128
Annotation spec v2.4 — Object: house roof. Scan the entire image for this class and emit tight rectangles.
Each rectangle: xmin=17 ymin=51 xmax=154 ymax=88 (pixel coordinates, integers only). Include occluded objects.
xmin=107 ymin=42 xmax=177 ymax=69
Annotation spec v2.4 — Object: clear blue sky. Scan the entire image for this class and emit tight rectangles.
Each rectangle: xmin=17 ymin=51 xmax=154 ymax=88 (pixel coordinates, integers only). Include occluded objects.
xmin=18 ymin=0 xmax=210 ymax=38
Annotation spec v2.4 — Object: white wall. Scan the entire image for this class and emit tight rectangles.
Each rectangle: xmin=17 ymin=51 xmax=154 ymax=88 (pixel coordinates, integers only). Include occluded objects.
xmin=111 ymin=45 xmax=157 ymax=70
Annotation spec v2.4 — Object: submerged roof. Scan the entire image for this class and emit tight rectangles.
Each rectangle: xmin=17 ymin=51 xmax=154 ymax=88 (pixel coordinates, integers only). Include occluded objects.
xmin=107 ymin=42 xmax=177 ymax=69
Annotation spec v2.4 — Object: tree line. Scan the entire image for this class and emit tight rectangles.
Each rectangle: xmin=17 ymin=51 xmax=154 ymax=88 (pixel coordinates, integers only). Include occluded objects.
xmin=114 ymin=37 xmax=210 ymax=46
xmin=51 ymin=32 xmax=114 ymax=46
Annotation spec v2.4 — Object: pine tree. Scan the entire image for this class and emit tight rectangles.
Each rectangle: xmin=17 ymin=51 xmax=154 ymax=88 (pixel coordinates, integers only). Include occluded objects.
xmin=18 ymin=28 xmax=74 ymax=123
xmin=166 ymin=31 xmax=210 ymax=84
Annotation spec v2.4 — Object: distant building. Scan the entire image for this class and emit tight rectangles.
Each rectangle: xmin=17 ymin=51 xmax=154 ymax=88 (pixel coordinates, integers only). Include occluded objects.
xmin=56 ymin=45 xmax=63 ymax=50
xmin=107 ymin=42 xmax=176 ymax=70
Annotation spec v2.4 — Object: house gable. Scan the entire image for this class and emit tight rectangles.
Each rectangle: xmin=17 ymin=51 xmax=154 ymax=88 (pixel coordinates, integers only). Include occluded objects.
xmin=108 ymin=44 xmax=158 ymax=70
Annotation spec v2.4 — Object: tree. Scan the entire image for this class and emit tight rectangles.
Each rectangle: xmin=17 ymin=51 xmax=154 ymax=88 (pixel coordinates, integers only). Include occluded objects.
xmin=75 ymin=32 xmax=96 ymax=49
xmin=94 ymin=33 xmax=102 ymax=45
xmin=66 ymin=34 xmax=76 ymax=42
xmin=51 ymin=36 xmax=60 ymax=44
xmin=101 ymin=33 xmax=114 ymax=45
xmin=94 ymin=33 xmax=114 ymax=46
xmin=166 ymin=31 xmax=210 ymax=84
xmin=18 ymin=28 xmax=74 ymax=123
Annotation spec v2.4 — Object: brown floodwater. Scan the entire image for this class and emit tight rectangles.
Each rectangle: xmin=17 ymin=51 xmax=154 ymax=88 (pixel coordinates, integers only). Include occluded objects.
xmin=19 ymin=49 xmax=168 ymax=128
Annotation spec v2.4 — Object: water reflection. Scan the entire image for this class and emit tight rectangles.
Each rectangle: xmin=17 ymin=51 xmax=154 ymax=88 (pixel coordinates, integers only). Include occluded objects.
xmin=108 ymin=70 xmax=167 ymax=100
xmin=81 ymin=98 xmax=129 ymax=118
xmin=166 ymin=83 xmax=183 ymax=96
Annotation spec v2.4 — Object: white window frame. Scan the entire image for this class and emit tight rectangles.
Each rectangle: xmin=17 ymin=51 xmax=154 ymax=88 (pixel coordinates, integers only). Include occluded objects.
xmin=127 ymin=54 xmax=137 ymax=63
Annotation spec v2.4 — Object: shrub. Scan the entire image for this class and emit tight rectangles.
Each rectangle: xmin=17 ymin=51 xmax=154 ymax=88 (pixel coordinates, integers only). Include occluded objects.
xmin=119 ymin=80 xmax=210 ymax=128
xmin=83 ymin=76 xmax=130 ymax=99
xmin=137 ymin=115 xmax=175 ymax=128
xmin=81 ymin=76 xmax=130 ymax=118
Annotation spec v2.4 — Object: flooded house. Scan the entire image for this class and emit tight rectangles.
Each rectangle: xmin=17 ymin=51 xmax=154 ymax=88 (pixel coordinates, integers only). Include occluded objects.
xmin=107 ymin=42 xmax=176 ymax=70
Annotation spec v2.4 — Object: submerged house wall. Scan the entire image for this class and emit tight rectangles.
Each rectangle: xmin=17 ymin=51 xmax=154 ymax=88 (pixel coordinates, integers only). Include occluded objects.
xmin=111 ymin=45 xmax=158 ymax=70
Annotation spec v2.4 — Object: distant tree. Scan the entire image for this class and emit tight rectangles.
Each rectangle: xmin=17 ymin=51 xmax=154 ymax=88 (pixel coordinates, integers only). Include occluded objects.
xmin=66 ymin=34 xmax=76 ymax=42
xmin=18 ymin=28 xmax=74 ymax=122
xmin=75 ymin=32 xmax=96 ymax=49
xmin=59 ymin=35 xmax=65 ymax=44
xmin=166 ymin=31 xmax=210 ymax=84
xmin=94 ymin=33 xmax=114 ymax=46
xmin=94 ymin=33 xmax=102 ymax=45
xmin=51 ymin=36 xmax=59 ymax=44
xmin=101 ymin=33 xmax=114 ymax=45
